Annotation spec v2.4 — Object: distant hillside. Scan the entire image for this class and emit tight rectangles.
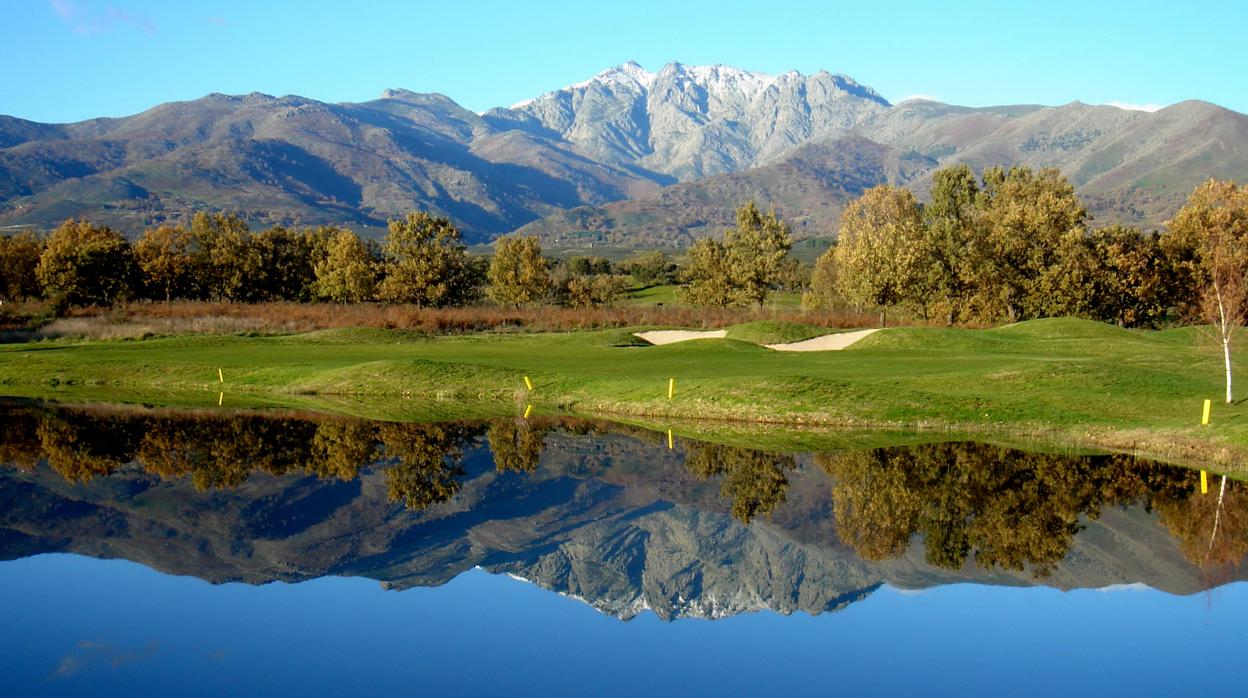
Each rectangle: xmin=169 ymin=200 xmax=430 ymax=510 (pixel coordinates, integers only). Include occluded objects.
xmin=516 ymin=137 xmax=933 ymax=247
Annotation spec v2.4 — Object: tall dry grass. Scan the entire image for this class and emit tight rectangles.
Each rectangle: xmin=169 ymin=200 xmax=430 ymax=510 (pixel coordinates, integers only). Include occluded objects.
xmin=15 ymin=301 xmax=879 ymax=341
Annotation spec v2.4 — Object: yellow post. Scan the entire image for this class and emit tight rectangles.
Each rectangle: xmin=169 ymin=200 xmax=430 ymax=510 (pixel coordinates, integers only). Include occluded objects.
xmin=1202 ymin=399 xmax=1211 ymax=425
xmin=524 ymin=376 xmax=533 ymax=391
xmin=668 ymin=378 xmax=674 ymax=400
xmin=667 ymin=429 xmax=673 ymax=450
xmin=218 ymin=392 xmax=223 ymax=406
xmin=218 ymin=368 xmax=224 ymax=384
xmin=1201 ymin=470 xmax=1209 ymax=495
xmin=523 ymin=404 xmax=532 ymax=419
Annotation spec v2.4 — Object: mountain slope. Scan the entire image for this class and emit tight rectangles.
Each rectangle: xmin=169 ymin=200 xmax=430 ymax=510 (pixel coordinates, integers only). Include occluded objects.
xmin=0 ymin=90 xmax=663 ymax=241
xmin=487 ymin=61 xmax=891 ymax=180
xmin=515 ymin=136 xmax=933 ymax=246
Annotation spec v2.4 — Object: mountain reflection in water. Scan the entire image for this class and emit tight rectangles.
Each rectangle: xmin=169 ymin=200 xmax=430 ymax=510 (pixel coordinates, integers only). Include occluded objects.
xmin=0 ymin=400 xmax=1244 ymax=621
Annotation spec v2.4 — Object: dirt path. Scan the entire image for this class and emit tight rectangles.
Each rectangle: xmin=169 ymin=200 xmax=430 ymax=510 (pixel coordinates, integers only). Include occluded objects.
xmin=633 ymin=329 xmax=728 ymax=345
xmin=765 ymin=329 xmax=880 ymax=352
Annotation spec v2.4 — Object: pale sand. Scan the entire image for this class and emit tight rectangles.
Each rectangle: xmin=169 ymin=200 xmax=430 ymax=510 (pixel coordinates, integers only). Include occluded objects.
xmin=634 ymin=327 xmax=879 ymax=351
xmin=764 ymin=328 xmax=879 ymax=352
xmin=634 ymin=329 xmax=728 ymax=345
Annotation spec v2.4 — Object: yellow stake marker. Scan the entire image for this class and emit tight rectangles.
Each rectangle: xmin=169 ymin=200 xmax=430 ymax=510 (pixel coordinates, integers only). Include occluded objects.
xmin=523 ymin=404 xmax=532 ymax=419
xmin=668 ymin=378 xmax=675 ymax=400
xmin=218 ymin=392 xmax=224 ymax=406
xmin=524 ymin=376 xmax=533 ymax=391
xmin=667 ymin=429 xmax=673 ymax=450
xmin=1202 ymin=398 xmax=1211 ymax=425
xmin=218 ymin=368 xmax=224 ymax=384
xmin=1201 ymin=470 xmax=1209 ymax=495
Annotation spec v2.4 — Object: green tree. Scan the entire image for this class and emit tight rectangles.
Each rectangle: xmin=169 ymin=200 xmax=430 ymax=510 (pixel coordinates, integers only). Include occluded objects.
xmin=1166 ymin=179 xmax=1248 ymax=403
xmin=252 ymin=226 xmax=320 ymax=301
xmin=832 ymin=185 xmax=927 ymax=326
xmin=487 ymin=235 xmax=551 ymax=306
xmin=313 ymin=228 xmax=377 ymax=302
xmin=0 ymin=230 xmax=44 ymax=301
xmin=377 ymin=212 xmax=478 ymax=307
xmin=36 ymin=219 xmax=136 ymax=308
xmin=134 ymin=224 xmax=196 ymax=302
xmin=620 ymin=250 xmax=672 ymax=286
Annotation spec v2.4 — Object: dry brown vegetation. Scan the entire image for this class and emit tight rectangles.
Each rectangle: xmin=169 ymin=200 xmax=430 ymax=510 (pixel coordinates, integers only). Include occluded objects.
xmin=7 ymin=300 xmax=877 ymax=341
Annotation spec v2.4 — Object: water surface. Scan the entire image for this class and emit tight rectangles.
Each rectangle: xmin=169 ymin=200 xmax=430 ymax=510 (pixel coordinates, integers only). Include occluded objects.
xmin=1 ymin=401 xmax=1244 ymax=696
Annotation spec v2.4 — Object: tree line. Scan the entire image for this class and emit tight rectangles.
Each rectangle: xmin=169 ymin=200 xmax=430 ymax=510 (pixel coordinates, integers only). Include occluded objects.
xmin=2 ymin=171 xmax=1244 ymax=339
xmin=0 ymin=211 xmax=677 ymax=310
xmin=808 ymin=167 xmax=1247 ymax=332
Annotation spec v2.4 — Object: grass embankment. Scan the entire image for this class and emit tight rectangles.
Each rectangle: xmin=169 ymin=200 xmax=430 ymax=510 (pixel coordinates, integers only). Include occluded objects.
xmin=0 ymin=318 xmax=1244 ymax=468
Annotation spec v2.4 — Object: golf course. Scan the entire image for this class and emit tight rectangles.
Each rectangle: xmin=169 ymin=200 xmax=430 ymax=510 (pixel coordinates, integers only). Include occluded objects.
xmin=1 ymin=317 xmax=1243 ymax=468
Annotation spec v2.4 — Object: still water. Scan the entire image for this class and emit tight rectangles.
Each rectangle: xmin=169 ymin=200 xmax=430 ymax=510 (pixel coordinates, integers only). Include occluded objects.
xmin=0 ymin=400 xmax=1244 ymax=696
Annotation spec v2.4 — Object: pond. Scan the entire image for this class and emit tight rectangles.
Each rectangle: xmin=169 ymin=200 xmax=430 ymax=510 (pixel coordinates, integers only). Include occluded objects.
xmin=0 ymin=400 xmax=1244 ymax=696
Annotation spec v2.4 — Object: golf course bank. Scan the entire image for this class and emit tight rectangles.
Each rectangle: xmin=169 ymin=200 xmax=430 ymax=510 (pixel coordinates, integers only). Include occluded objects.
xmin=1 ymin=318 xmax=1243 ymax=469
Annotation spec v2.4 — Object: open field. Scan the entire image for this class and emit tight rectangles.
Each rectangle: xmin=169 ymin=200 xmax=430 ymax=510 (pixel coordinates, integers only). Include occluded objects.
xmin=0 ymin=317 xmax=1244 ymax=468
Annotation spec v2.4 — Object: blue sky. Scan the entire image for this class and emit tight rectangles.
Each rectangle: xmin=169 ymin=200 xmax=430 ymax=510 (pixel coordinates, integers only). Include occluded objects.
xmin=2 ymin=0 xmax=1246 ymax=123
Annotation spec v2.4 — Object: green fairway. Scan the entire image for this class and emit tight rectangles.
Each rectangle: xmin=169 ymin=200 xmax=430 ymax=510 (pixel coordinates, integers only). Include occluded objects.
xmin=0 ymin=317 xmax=1244 ymax=467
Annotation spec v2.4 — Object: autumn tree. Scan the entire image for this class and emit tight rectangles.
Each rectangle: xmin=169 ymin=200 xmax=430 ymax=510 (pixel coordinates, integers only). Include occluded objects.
xmin=677 ymin=237 xmax=737 ymax=306
xmin=972 ymin=166 xmax=1087 ymax=321
xmin=678 ymin=203 xmax=792 ymax=307
xmin=724 ymin=202 xmax=793 ymax=306
xmin=1166 ymin=179 xmax=1248 ymax=403
xmin=487 ymin=235 xmax=550 ymax=306
xmin=802 ymin=248 xmax=841 ymax=310
xmin=189 ymin=212 xmax=258 ymax=301
xmin=377 ymin=212 xmax=478 ymax=307
xmin=0 ymin=230 xmax=44 ymax=301
xmin=922 ymin=165 xmax=981 ymax=323
xmin=134 ymin=224 xmax=197 ymax=302
xmin=313 ymin=228 xmax=378 ymax=302
xmin=36 ymin=219 xmax=136 ymax=308
xmin=833 ymin=185 xmax=927 ymax=326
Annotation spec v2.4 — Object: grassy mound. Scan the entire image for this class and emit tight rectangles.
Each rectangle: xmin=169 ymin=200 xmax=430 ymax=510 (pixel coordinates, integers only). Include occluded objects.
xmin=724 ymin=321 xmax=830 ymax=345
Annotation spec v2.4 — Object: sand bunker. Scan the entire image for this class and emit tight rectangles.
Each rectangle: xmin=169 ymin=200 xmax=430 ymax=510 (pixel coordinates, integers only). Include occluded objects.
xmin=633 ymin=329 xmax=728 ymax=345
xmin=765 ymin=329 xmax=879 ymax=352
xmin=633 ymin=328 xmax=879 ymax=351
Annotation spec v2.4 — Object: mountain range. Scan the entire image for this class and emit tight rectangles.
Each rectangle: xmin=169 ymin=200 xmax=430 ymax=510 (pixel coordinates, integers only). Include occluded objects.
xmin=3 ymin=61 xmax=1246 ymax=245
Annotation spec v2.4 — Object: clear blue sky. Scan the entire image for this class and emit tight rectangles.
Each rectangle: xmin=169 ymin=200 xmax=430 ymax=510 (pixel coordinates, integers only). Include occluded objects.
xmin=3 ymin=0 xmax=1246 ymax=123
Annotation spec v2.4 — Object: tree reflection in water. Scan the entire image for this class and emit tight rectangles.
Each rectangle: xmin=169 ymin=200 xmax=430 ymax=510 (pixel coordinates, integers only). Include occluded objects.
xmin=0 ymin=401 xmax=1242 ymax=578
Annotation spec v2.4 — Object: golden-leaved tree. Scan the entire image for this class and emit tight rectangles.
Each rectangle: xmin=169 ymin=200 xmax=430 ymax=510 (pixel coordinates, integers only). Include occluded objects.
xmin=1166 ymin=179 xmax=1248 ymax=403
xmin=377 ymin=212 xmax=478 ymax=307
xmin=832 ymin=185 xmax=927 ymax=326
xmin=487 ymin=235 xmax=550 ymax=307
xmin=314 ymin=228 xmax=377 ymax=303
